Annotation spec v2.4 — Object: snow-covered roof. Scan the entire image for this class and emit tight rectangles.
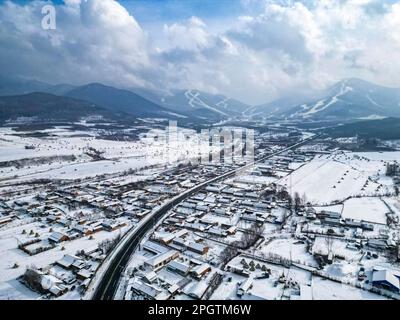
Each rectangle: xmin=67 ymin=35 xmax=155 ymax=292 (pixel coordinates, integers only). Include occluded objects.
xmin=142 ymin=240 xmax=169 ymax=255
xmin=130 ymin=280 xmax=160 ymax=299
xmin=192 ymin=263 xmax=211 ymax=276
xmin=372 ymin=269 xmax=400 ymax=291
xmin=168 ymin=284 xmax=180 ymax=294
xmin=174 ymin=229 xmax=188 ymax=238
xmin=56 ymin=254 xmax=79 ymax=268
xmin=186 ymin=280 xmax=209 ymax=299
xmin=77 ymin=269 xmax=93 ymax=279
xmin=187 ymin=242 xmax=208 ymax=253
xmin=143 ymin=271 xmax=157 ymax=283
xmin=167 ymin=260 xmax=190 ymax=274
xmin=238 ymin=277 xmax=253 ymax=293
xmin=146 ymin=250 xmax=179 ymax=267
xmin=48 ymin=231 xmax=67 ymax=242
xmin=172 ymin=237 xmax=186 ymax=246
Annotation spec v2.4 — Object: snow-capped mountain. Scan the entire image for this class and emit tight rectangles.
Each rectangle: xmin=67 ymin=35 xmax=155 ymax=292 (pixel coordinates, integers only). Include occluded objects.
xmin=134 ymin=88 xmax=249 ymax=119
xmin=276 ymin=78 xmax=400 ymax=120
xmin=246 ymin=91 xmax=324 ymax=118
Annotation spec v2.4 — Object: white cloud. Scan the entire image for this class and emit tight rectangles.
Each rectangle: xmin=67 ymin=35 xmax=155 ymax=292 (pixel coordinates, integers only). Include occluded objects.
xmin=0 ymin=0 xmax=400 ymax=104
xmin=163 ymin=16 xmax=212 ymax=51
xmin=0 ymin=0 xmax=152 ymax=88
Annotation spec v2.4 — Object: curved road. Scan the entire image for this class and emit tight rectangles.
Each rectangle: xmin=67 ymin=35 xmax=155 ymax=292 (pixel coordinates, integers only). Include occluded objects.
xmin=91 ymin=134 xmax=319 ymax=300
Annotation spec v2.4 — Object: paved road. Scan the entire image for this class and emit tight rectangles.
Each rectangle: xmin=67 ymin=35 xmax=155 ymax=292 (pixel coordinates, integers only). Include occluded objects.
xmin=91 ymin=134 xmax=319 ymax=300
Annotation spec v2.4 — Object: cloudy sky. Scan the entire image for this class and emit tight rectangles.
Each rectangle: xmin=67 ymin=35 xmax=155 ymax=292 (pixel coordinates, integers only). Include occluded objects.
xmin=0 ymin=0 xmax=399 ymax=104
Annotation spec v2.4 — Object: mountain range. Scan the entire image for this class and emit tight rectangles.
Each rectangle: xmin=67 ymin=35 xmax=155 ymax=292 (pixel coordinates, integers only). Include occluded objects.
xmin=65 ymin=83 xmax=172 ymax=118
xmin=0 ymin=92 xmax=117 ymax=124
xmin=137 ymin=89 xmax=249 ymax=118
xmin=254 ymin=78 xmax=400 ymax=120
xmin=2 ymin=76 xmax=400 ymax=124
xmin=0 ymin=77 xmax=248 ymax=122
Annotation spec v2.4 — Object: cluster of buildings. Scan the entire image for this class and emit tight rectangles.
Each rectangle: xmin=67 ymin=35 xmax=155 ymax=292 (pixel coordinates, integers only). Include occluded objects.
xmin=121 ymin=140 xmax=400 ymax=300
xmin=2 ymin=126 xmax=400 ymax=300
xmin=122 ymin=149 xmax=320 ymax=300
xmin=0 ymin=132 xmax=283 ymax=299
xmin=25 ymin=251 xmax=104 ymax=298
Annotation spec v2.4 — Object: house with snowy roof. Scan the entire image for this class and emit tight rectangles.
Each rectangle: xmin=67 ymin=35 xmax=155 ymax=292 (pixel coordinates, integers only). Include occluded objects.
xmin=372 ymin=268 xmax=400 ymax=292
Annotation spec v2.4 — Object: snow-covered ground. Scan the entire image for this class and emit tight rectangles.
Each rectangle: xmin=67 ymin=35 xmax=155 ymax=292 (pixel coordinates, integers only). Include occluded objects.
xmin=0 ymin=220 xmax=130 ymax=300
xmin=312 ymin=237 xmax=362 ymax=262
xmin=212 ymin=254 xmax=388 ymax=300
xmin=0 ymin=125 xmax=219 ymax=183
xmin=382 ymin=196 xmax=400 ymax=219
xmin=2 ymin=124 xmax=400 ymax=301
xmin=278 ymin=152 xmax=396 ymax=204
xmin=259 ymin=238 xmax=317 ymax=267
xmin=311 ymin=277 xmax=386 ymax=300
xmin=342 ymin=197 xmax=388 ymax=224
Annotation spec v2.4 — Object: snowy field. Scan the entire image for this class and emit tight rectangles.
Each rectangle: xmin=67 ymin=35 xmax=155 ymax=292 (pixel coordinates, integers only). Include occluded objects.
xmin=312 ymin=237 xmax=362 ymax=262
xmin=259 ymin=238 xmax=317 ymax=267
xmin=342 ymin=197 xmax=388 ymax=224
xmin=311 ymin=277 xmax=387 ymax=300
xmin=0 ymin=125 xmax=217 ymax=183
xmin=278 ymin=152 xmax=396 ymax=204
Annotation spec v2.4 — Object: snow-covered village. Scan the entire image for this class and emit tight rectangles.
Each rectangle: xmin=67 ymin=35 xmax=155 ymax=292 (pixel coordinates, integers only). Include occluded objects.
xmin=1 ymin=116 xmax=400 ymax=301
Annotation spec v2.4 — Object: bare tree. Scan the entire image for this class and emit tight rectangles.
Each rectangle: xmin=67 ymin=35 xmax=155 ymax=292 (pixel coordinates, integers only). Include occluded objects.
xmin=239 ymin=223 xmax=264 ymax=249
xmin=325 ymin=231 xmax=335 ymax=260
xmin=220 ymin=243 xmax=239 ymax=266
xmin=301 ymin=193 xmax=307 ymax=206
xmin=287 ymin=194 xmax=293 ymax=212
xmin=98 ymin=233 xmax=122 ymax=254
xmin=294 ymin=192 xmax=301 ymax=213
xmin=23 ymin=266 xmax=45 ymax=293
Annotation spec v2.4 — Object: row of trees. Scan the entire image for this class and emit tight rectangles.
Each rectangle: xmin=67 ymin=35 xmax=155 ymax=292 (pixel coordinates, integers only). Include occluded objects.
xmin=220 ymin=222 xmax=265 ymax=266
xmin=98 ymin=233 xmax=122 ymax=254
xmin=275 ymin=187 xmax=307 ymax=213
